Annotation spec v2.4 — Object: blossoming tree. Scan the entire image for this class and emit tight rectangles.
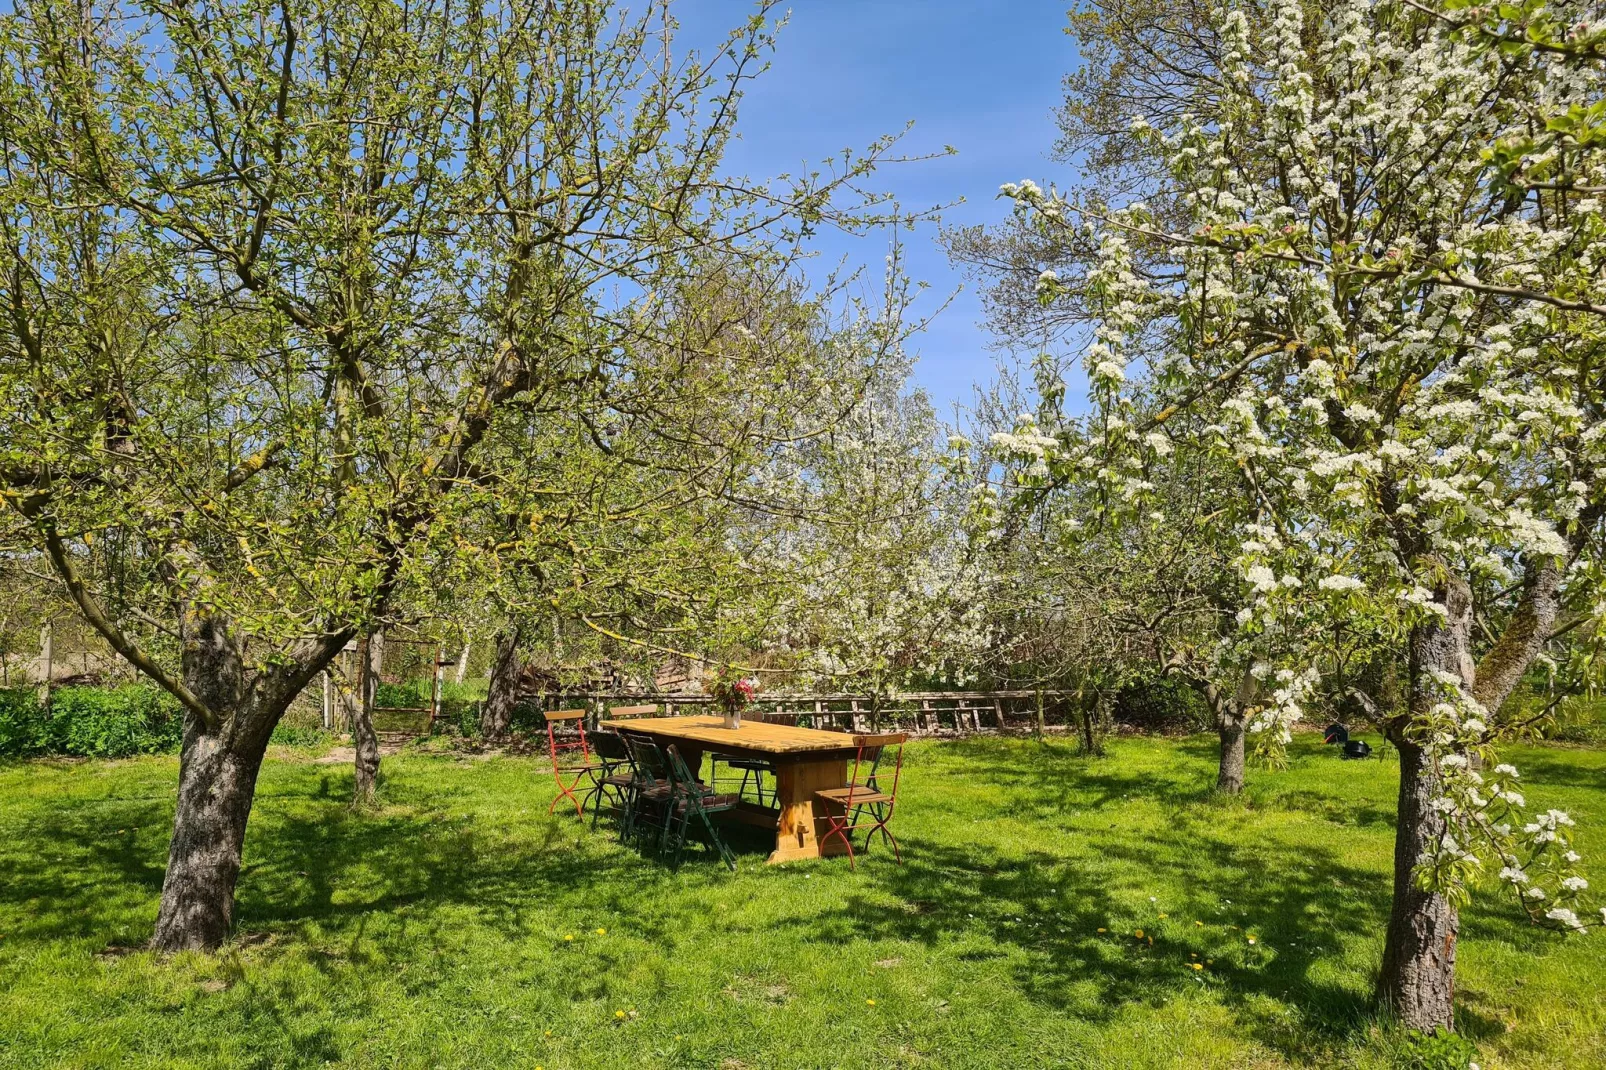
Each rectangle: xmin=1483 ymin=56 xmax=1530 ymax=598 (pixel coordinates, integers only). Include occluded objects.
xmin=1002 ymin=0 xmax=1606 ymax=1032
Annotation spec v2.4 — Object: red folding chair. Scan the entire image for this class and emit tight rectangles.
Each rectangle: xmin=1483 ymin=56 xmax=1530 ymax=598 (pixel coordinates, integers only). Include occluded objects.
xmin=545 ymin=709 xmax=595 ymax=817
xmin=814 ymin=732 xmax=906 ymax=869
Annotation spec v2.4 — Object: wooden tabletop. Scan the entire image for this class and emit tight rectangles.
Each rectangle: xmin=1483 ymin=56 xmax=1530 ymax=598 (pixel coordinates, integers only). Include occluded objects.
xmin=598 ymin=715 xmax=859 ymax=758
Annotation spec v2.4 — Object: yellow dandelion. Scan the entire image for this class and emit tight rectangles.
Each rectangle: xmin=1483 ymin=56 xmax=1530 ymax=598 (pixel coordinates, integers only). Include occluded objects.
xmin=596 ymin=927 xmax=607 ymax=935
xmin=543 ymin=1031 xmax=552 ymax=1038
xmin=1097 ymin=927 xmax=1106 ymax=933
xmin=1158 ymin=913 xmax=1168 ymax=919
xmin=1191 ymin=963 xmax=1204 ymax=971
xmin=615 ymin=1010 xmax=626 ymax=1019
xmin=563 ymin=934 xmax=574 ymax=941
xmin=866 ymin=999 xmax=877 ymax=1006
xmin=1147 ymin=936 xmax=1154 ymax=946
xmin=1195 ymin=920 xmax=1204 ymax=927
xmin=1134 ymin=929 xmax=1144 ymax=938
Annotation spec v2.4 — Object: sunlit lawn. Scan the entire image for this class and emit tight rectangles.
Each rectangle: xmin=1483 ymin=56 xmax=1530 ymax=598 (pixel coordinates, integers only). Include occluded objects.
xmin=0 ymin=733 xmax=1602 ymax=1069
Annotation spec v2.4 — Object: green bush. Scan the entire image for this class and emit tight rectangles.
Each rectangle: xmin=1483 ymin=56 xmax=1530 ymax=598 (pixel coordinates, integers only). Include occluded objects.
xmin=373 ymin=681 xmax=428 ymax=709
xmin=0 ymin=685 xmax=183 ymax=758
xmin=1398 ymin=1028 xmax=1479 ymax=1070
xmin=1113 ymin=671 xmax=1212 ymax=733
xmin=268 ymin=721 xmax=333 ymax=748
xmin=0 ymin=688 xmax=50 ymax=756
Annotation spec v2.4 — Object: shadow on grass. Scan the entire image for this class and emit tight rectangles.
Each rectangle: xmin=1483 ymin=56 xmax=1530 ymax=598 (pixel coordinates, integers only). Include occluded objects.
xmin=0 ymin=759 xmax=776 ymax=963
xmin=0 ymin=739 xmax=1501 ymax=1063
xmin=798 ymin=736 xmax=1402 ymax=1061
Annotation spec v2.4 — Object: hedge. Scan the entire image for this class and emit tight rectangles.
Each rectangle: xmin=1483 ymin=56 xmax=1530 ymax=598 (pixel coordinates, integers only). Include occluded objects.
xmin=0 ymin=685 xmax=331 ymax=758
xmin=0 ymin=685 xmax=184 ymax=758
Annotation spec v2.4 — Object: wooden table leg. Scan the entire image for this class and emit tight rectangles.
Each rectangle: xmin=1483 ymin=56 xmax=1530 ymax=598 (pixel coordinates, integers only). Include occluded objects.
xmin=768 ymin=757 xmax=848 ymax=863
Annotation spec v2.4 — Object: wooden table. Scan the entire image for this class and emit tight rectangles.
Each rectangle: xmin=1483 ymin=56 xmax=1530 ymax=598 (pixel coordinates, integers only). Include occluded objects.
xmin=599 ymin=715 xmax=860 ymax=863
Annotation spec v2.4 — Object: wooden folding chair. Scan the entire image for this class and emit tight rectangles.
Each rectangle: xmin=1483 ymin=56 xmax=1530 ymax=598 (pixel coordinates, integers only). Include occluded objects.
xmin=814 ymin=733 xmax=906 ymax=869
xmin=544 ymin=709 xmax=595 ymax=817
xmin=607 ymin=703 xmax=659 ymax=721
xmin=587 ymin=729 xmax=637 ymax=831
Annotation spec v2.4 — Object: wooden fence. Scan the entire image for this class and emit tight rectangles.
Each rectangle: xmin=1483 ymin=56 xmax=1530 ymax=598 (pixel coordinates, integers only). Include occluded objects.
xmin=522 ymin=690 xmax=1084 ymax=737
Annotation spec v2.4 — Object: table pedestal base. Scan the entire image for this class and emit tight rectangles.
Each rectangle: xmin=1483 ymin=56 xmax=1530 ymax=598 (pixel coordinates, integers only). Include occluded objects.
xmin=768 ymin=758 xmax=849 ymax=863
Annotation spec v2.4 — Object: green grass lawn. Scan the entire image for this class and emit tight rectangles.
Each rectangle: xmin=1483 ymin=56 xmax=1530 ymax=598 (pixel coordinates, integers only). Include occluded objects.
xmin=1 ymin=735 xmax=1602 ymax=1069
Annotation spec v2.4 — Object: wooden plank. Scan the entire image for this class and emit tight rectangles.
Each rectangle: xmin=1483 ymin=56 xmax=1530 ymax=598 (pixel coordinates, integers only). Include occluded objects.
xmin=598 ymin=715 xmax=857 ymax=758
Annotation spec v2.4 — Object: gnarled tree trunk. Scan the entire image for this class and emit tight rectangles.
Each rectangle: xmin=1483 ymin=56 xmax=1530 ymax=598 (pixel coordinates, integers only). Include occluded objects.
xmin=1216 ymin=710 xmax=1246 ymax=793
xmin=1379 ymin=574 xmax=1473 ymax=1032
xmin=152 ymin=611 xmax=334 ymax=952
xmin=1379 ymin=734 xmax=1458 ymax=1031
xmin=481 ymin=627 xmax=521 ymax=740
xmin=153 ymin=716 xmax=268 ymax=950
xmin=352 ymin=633 xmax=381 ymax=805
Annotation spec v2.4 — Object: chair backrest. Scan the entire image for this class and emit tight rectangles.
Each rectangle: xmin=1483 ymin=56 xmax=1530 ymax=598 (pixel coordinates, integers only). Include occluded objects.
xmin=591 ymin=730 xmax=629 ymax=762
xmin=848 ymin=732 xmax=906 ymax=803
xmin=546 ymin=709 xmax=590 ymax=767
xmin=625 ymin=734 xmax=670 ymax=790
xmin=750 ymin=710 xmax=800 ymax=726
xmin=664 ymin=744 xmax=701 ymax=798
xmin=608 ymin=703 xmax=658 ymax=720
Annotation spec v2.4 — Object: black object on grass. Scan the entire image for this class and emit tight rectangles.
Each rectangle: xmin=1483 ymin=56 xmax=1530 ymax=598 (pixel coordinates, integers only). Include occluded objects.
xmin=1323 ymin=723 xmax=1349 ymax=745
xmin=1342 ymin=740 xmax=1371 ymax=760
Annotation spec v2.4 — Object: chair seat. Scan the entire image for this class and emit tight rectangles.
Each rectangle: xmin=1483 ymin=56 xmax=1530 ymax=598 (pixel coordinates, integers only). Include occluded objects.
xmin=602 ymin=773 xmax=636 ymax=787
xmin=815 ymin=786 xmax=893 ymax=806
xmin=674 ymin=793 xmax=740 ymax=813
xmin=639 ymin=782 xmax=714 ymax=799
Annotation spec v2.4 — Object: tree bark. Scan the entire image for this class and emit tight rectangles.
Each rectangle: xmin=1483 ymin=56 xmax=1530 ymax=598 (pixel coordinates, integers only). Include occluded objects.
xmin=151 ymin=609 xmax=322 ymax=952
xmin=1379 ymin=735 xmax=1459 ymax=1032
xmin=1079 ymin=690 xmax=1109 ymax=756
xmin=352 ymin=634 xmax=380 ymax=805
xmin=1216 ymin=710 xmax=1246 ymax=793
xmin=37 ymin=620 xmax=52 ymax=709
xmin=1379 ymin=573 xmax=1473 ymax=1033
xmin=481 ymin=627 xmax=521 ymax=740
xmin=151 ymin=715 xmax=267 ymax=951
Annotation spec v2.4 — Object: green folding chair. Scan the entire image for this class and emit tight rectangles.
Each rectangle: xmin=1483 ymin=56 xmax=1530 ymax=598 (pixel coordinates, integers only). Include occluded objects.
xmin=665 ymin=744 xmax=738 ymax=871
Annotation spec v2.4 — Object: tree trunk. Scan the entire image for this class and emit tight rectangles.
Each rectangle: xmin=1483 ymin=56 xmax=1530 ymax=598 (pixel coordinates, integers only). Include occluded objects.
xmin=1379 ymin=574 xmax=1473 ymax=1033
xmin=152 ymin=715 xmax=267 ymax=951
xmin=454 ymin=640 xmax=471 ymax=684
xmin=481 ymin=627 xmax=521 ymax=740
xmin=1378 ymin=736 xmax=1458 ymax=1031
xmin=152 ymin=610 xmax=293 ymax=953
xmin=1216 ymin=711 xmax=1246 ymax=794
xmin=352 ymin=634 xmax=380 ymax=805
xmin=37 ymin=620 xmax=52 ymax=709
xmin=1079 ymin=691 xmax=1109 ymax=756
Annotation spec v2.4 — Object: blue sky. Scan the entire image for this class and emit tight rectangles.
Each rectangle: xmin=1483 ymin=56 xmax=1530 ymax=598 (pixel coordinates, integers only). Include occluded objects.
xmin=677 ymin=1 xmax=1078 ymax=418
